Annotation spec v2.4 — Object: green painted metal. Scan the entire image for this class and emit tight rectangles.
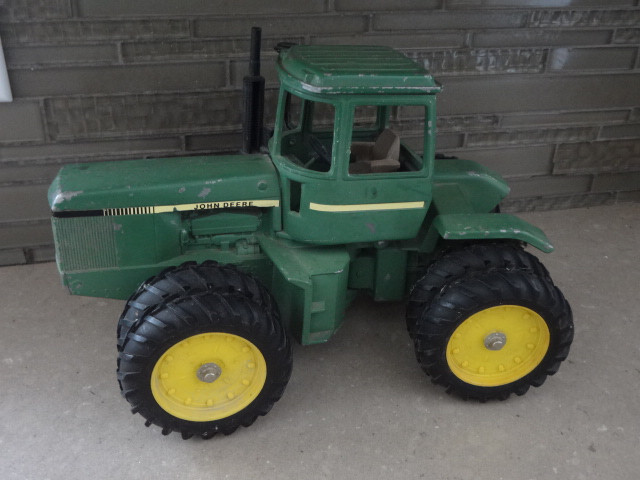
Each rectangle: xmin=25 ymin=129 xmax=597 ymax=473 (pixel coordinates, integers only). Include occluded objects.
xmin=257 ymin=234 xmax=350 ymax=345
xmin=48 ymin=43 xmax=557 ymax=346
xmin=58 ymin=254 xmax=273 ymax=301
xmin=432 ymin=213 xmax=554 ymax=253
xmin=432 ymin=157 xmax=510 ymax=214
xmin=48 ymin=154 xmax=280 ymax=212
xmin=373 ymin=248 xmax=408 ymax=301
xmin=278 ymin=45 xmax=441 ymax=95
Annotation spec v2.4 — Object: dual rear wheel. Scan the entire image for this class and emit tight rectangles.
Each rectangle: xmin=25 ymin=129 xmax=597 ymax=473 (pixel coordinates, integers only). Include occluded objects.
xmin=117 ymin=263 xmax=292 ymax=439
xmin=407 ymin=243 xmax=573 ymax=401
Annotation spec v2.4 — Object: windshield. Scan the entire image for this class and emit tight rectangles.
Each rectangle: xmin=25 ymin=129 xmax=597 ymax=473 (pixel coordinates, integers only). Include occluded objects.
xmin=280 ymin=93 xmax=335 ymax=173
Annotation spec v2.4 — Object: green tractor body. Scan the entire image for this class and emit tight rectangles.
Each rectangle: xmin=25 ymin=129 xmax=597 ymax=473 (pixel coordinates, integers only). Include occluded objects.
xmin=49 ymin=44 xmax=551 ymax=346
xmin=48 ymin=39 xmax=573 ymax=438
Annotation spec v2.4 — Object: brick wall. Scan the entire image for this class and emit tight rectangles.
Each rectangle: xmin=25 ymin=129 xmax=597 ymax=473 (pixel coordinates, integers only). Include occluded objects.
xmin=1 ymin=0 xmax=639 ymax=265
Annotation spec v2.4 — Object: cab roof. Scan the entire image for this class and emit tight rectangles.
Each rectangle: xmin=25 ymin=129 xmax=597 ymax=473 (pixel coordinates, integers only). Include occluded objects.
xmin=277 ymin=45 xmax=441 ymax=95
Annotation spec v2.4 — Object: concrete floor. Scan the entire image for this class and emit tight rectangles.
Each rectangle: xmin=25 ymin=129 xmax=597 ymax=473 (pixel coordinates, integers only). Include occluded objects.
xmin=1 ymin=203 xmax=639 ymax=480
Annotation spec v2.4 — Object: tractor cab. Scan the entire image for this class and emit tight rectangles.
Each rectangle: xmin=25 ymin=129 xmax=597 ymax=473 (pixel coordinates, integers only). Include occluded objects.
xmin=269 ymin=45 xmax=442 ymax=245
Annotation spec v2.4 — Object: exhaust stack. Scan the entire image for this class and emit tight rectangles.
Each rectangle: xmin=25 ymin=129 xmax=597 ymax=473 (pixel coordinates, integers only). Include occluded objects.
xmin=242 ymin=27 xmax=265 ymax=154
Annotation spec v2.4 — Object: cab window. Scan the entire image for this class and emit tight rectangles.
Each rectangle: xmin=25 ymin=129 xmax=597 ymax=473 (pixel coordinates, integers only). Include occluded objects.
xmin=349 ymin=105 xmax=426 ymax=175
xmin=281 ymin=93 xmax=335 ymax=173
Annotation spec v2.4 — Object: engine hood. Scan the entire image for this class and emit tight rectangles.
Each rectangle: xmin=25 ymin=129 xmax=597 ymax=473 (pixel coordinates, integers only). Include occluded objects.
xmin=49 ymin=154 xmax=280 ymax=213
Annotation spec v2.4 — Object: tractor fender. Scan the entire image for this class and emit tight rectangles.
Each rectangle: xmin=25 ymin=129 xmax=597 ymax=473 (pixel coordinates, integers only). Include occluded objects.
xmin=432 ymin=213 xmax=554 ymax=253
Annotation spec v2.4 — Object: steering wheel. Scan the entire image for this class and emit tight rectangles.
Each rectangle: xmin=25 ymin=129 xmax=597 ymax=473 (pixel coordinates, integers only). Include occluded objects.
xmin=306 ymin=135 xmax=332 ymax=167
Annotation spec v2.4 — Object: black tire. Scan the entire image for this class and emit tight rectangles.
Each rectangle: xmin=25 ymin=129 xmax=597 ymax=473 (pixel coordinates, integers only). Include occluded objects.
xmin=406 ymin=243 xmax=550 ymax=339
xmin=117 ymin=261 xmax=275 ymax=351
xmin=117 ymin=292 xmax=292 ymax=438
xmin=413 ymin=269 xmax=573 ymax=401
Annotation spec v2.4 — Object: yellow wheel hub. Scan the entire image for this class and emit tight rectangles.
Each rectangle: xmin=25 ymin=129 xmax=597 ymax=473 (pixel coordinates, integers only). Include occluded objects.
xmin=150 ymin=332 xmax=267 ymax=422
xmin=446 ymin=305 xmax=550 ymax=387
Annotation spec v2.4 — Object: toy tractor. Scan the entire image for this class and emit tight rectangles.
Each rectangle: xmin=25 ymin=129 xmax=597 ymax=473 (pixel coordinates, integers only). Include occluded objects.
xmin=48 ymin=29 xmax=573 ymax=439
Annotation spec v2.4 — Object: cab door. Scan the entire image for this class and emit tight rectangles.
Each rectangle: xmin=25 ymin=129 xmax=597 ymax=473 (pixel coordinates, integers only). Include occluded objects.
xmin=274 ymin=92 xmax=435 ymax=245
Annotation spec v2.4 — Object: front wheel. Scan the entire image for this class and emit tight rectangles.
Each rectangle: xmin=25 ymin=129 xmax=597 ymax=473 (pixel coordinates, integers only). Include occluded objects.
xmin=413 ymin=269 xmax=573 ymax=401
xmin=117 ymin=292 xmax=292 ymax=438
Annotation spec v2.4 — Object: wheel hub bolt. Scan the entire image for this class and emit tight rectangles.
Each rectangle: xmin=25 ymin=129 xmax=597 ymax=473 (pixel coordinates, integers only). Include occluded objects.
xmin=484 ymin=332 xmax=507 ymax=351
xmin=197 ymin=363 xmax=222 ymax=383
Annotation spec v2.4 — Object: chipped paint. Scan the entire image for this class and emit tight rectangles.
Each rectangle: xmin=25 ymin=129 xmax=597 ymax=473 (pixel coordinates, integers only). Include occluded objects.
xmin=52 ymin=190 xmax=83 ymax=205
xmin=198 ymin=187 xmax=211 ymax=199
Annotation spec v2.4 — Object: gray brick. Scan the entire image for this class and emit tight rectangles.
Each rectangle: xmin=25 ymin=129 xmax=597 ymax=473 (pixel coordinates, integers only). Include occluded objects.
xmin=0 ymin=184 xmax=50 ymax=221
xmin=528 ymin=9 xmax=640 ymax=28
xmin=0 ymin=220 xmax=52 ymax=248
xmin=501 ymin=110 xmax=630 ymax=128
xmin=0 ymin=137 xmax=182 ymax=162
xmin=448 ymin=0 xmax=635 ymax=7
xmin=4 ymin=44 xmax=118 ymax=67
xmin=311 ymin=32 xmax=465 ymax=49
xmin=335 ymin=0 xmax=441 ymax=11
xmin=120 ymin=38 xmax=307 ymax=63
xmin=437 ymin=114 xmax=499 ymax=132
xmin=553 ymin=140 xmax=640 ymax=174
xmin=548 ymin=47 xmax=637 ymax=71
xmin=0 ymin=101 xmax=45 ymax=143
xmin=0 ymin=20 xmax=189 ymax=46
xmin=185 ymin=133 xmax=244 ymax=153
xmin=9 ymin=62 xmax=227 ymax=98
xmin=373 ymin=11 xmax=527 ymax=31
xmin=44 ymin=92 xmax=244 ymax=140
xmin=473 ymin=29 xmax=612 ymax=48
xmin=0 ymin=248 xmax=26 ymax=265
xmin=0 ymin=164 xmax=62 ymax=184
xmin=76 ymin=0 xmax=325 ymax=16
xmin=507 ymin=175 xmax=592 ymax=198
xmin=616 ymin=190 xmax=640 ymax=203
xmin=614 ymin=29 xmax=640 ymax=44
xmin=435 ymin=133 xmax=464 ymax=149
xmin=0 ymin=0 xmax=71 ymax=21
xmin=631 ymin=108 xmax=640 ymax=122
xmin=407 ymin=48 xmax=546 ymax=75
xmin=600 ymin=123 xmax=640 ymax=140
xmin=122 ymin=39 xmax=249 ymax=63
xmin=195 ymin=15 xmax=367 ymax=38
xmin=29 ymin=244 xmax=55 ymax=262
xmin=437 ymin=74 xmax=640 ymax=115
xmin=440 ymin=145 xmax=554 ymax=177
xmin=592 ymin=171 xmax=640 ymax=192
xmin=467 ymin=127 xmax=597 ymax=148
xmin=501 ymin=192 xmax=615 ymax=212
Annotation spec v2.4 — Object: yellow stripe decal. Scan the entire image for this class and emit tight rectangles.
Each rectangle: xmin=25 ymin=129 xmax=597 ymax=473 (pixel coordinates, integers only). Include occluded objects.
xmin=103 ymin=200 xmax=279 ymax=216
xmin=309 ymin=201 xmax=424 ymax=212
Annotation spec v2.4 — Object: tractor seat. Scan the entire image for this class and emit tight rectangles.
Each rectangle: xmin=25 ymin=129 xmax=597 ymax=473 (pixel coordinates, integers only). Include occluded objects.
xmin=349 ymin=129 xmax=401 ymax=174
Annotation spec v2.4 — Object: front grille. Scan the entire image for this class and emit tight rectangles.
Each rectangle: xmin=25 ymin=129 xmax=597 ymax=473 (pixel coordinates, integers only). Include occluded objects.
xmin=52 ymin=216 xmax=118 ymax=271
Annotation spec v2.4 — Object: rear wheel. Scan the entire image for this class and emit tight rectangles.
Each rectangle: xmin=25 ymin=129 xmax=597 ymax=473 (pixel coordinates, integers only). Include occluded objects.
xmin=406 ymin=243 xmax=550 ymax=339
xmin=117 ymin=292 xmax=292 ymax=438
xmin=412 ymin=268 xmax=573 ymax=401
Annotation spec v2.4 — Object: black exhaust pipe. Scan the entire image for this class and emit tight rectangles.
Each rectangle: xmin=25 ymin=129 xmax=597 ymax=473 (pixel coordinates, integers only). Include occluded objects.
xmin=242 ymin=27 xmax=265 ymax=154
